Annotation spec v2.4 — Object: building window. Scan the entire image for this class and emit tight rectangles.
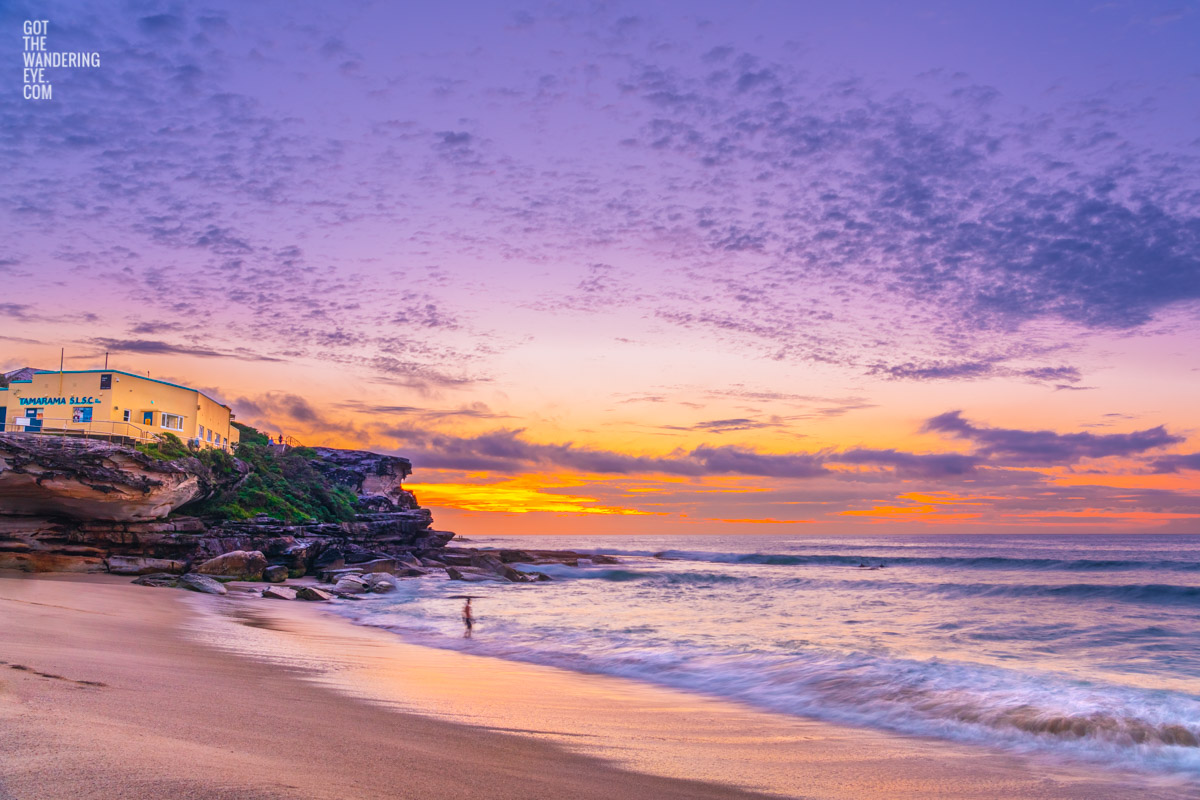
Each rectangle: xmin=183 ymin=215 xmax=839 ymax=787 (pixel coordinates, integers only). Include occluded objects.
xmin=207 ymin=429 xmax=213 ymax=442
xmin=73 ymin=407 xmax=93 ymax=423
xmin=161 ymin=413 xmax=184 ymax=431
xmin=199 ymin=425 xmax=206 ymax=440
xmin=123 ymin=409 xmax=131 ymax=422
xmin=143 ymin=411 xmax=154 ymax=426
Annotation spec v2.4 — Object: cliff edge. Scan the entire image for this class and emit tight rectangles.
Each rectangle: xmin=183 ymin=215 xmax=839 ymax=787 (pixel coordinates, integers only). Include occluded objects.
xmin=0 ymin=433 xmax=452 ymax=574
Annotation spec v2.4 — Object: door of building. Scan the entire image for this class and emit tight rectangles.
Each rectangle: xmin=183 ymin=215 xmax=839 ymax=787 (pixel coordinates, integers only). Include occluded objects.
xmin=26 ymin=408 xmax=43 ymax=431
xmin=0 ymin=407 xmax=6 ymax=432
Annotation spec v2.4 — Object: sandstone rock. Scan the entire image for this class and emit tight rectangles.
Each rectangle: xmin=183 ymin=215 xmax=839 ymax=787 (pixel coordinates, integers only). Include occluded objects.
xmin=446 ymin=566 xmax=507 ymax=582
xmin=352 ymin=557 xmax=397 ymax=574
xmin=263 ymin=565 xmax=289 ymax=583
xmin=262 ymin=585 xmax=297 ymax=600
xmin=333 ymin=576 xmax=368 ymax=594
xmin=313 ymin=547 xmax=345 ymax=572
xmin=106 ymin=555 xmax=185 ymax=576
xmin=362 ymin=572 xmax=398 ymax=593
xmin=170 ymin=517 xmax=207 ymax=533
xmin=296 ymin=586 xmax=333 ymax=601
xmin=192 ymin=550 xmax=268 ymax=580
xmin=132 ymin=572 xmax=180 ymax=588
xmin=307 ymin=448 xmax=416 ymax=512
xmin=179 ymin=573 xmax=227 ymax=595
xmin=0 ymin=551 xmax=107 ymax=573
xmin=0 ymin=440 xmax=454 ymax=577
xmin=590 ymin=554 xmax=619 ymax=565
xmin=320 ymin=567 xmax=364 ymax=582
xmin=470 ymin=552 xmax=534 ymax=582
xmin=0 ymin=434 xmax=244 ymax=522
xmin=344 ymin=546 xmax=392 ymax=564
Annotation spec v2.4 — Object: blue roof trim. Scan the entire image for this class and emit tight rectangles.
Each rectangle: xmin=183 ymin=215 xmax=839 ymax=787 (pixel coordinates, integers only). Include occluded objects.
xmin=26 ymin=369 xmax=231 ymax=410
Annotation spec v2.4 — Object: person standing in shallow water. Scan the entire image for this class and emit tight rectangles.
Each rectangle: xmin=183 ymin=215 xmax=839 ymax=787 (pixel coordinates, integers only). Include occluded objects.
xmin=462 ymin=598 xmax=474 ymax=638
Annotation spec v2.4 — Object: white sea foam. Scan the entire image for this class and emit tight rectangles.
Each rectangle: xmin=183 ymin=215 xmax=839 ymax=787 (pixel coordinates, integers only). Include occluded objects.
xmin=332 ymin=533 xmax=1200 ymax=779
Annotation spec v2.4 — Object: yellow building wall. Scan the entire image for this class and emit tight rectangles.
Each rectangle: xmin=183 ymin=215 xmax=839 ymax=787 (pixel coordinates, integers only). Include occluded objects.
xmin=1 ymin=370 xmax=237 ymax=450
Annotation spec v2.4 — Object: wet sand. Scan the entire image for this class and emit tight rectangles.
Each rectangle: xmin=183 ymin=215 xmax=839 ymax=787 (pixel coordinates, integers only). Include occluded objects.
xmin=0 ymin=572 xmax=1190 ymax=799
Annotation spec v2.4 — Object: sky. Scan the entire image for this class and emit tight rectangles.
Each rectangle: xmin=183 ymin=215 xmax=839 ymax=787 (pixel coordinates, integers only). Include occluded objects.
xmin=1 ymin=0 xmax=1198 ymax=536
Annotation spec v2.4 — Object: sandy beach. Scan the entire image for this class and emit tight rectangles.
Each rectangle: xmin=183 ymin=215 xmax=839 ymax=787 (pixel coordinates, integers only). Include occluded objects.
xmin=0 ymin=572 xmax=1190 ymax=800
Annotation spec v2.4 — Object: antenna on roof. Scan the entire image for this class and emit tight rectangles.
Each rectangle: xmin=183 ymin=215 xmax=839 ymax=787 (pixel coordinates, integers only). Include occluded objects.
xmin=104 ymin=351 xmax=109 ymax=369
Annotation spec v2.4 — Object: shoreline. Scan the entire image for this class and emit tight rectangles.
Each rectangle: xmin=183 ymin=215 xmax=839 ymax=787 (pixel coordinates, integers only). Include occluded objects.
xmin=1 ymin=571 xmax=1192 ymax=799
xmin=0 ymin=571 xmax=770 ymax=800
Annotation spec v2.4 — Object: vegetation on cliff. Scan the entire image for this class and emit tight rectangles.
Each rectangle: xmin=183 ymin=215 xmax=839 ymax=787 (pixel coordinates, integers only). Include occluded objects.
xmin=177 ymin=426 xmax=359 ymax=523
xmin=232 ymin=421 xmax=270 ymax=446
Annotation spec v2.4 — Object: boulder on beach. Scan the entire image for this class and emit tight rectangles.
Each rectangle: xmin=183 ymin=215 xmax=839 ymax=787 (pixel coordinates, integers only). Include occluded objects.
xmin=319 ymin=567 xmax=364 ymax=582
xmin=446 ymin=566 xmax=507 ymax=582
xmin=179 ymin=573 xmax=227 ymax=595
xmin=333 ymin=576 xmax=368 ymax=594
xmin=263 ymin=565 xmax=289 ymax=583
xmin=363 ymin=572 xmax=397 ymax=593
xmin=132 ymin=572 xmax=181 ymax=588
xmin=262 ymin=585 xmax=297 ymax=600
xmin=192 ymin=550 xmax=268 ymax=581
xmin=296 ymin=586 xmax=333 ymax=601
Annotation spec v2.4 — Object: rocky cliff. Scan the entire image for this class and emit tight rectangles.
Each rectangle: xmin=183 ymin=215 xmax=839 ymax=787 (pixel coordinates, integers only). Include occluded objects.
xmin=0 ymin=435 xmax=453 ymax=574
xmin=0 ymin=434 xmax=242 ymax=522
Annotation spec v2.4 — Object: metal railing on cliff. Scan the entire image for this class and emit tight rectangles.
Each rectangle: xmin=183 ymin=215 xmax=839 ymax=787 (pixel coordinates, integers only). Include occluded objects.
xmin=267 ymin=435 xmax=305 ymax=452
xmin=0 ymin=417 xmax=155 ymax=446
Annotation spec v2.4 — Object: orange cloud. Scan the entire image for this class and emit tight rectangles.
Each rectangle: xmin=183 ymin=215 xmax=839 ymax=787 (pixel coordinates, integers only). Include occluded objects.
xmin=407 ymin=477 xmax=656 ymax=515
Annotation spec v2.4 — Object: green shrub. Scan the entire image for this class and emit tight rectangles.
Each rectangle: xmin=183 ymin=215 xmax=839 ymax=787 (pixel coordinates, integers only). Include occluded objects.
xmin=138 ymin=423 xmax=356 ymax=524
xmin=136 ymin=432 xmax=191 ymax=461
xmin=232 ymin=421 xmax=271 ymax=446
xmin=190 ymin=441 xmax=358 ymax=523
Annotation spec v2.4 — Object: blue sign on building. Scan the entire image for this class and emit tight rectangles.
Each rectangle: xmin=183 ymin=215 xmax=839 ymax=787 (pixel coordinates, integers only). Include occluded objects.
xmin=18 ymin=396 xmax=101 ymax=406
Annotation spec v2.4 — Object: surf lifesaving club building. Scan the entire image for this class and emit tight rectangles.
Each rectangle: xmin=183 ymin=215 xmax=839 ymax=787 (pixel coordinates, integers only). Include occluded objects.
xmin=0 ymin=368 xmax=238 ymax=450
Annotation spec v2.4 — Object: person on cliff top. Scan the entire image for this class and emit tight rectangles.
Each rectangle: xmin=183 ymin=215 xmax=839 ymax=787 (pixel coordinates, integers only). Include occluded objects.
xmin=462 ymin=598 xmax=475 ymax=638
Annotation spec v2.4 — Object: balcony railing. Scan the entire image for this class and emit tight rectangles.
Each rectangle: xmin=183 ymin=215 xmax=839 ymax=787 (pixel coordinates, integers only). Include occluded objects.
xmin=1 ymin=416 xmax=156 ymax=445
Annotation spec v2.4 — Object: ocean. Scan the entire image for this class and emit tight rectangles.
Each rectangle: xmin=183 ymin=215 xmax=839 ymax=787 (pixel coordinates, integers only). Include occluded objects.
xmin=329 ymin=533 xmax=1200 ymax=780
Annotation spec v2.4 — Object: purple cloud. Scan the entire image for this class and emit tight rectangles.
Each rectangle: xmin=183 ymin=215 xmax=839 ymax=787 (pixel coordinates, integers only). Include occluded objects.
xmin=923 ymin=411 xmax=1183 ymax=465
